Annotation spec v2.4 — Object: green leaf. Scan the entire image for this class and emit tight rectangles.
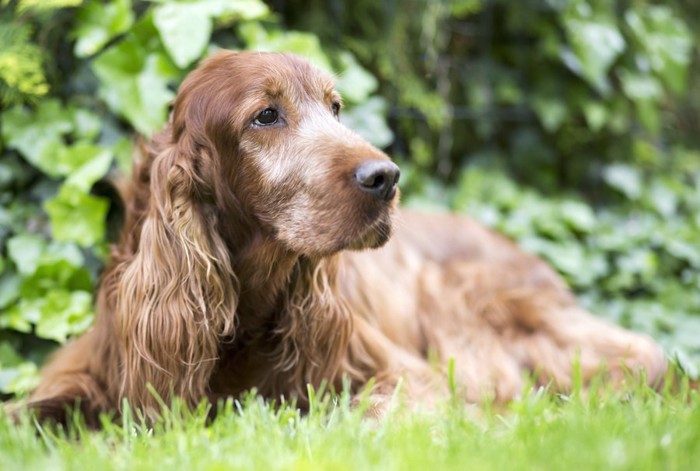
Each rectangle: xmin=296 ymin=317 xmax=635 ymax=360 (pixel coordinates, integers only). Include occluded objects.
xmin=618 ymin=70 xmax=663 ymax=134
xmin=238 ymin=22 xmax=332 ymax=72
xmin=1 ymin=361 xmax=40 ymax=395
xmin=0 ymin=342 xmax=24 ymax=368
xmin=20 ymin=259 xmax=92 ymax=298
xmin=619 ymin=71 xmax=662 ymax=101
xmin=603 ymin=164 xmax=642 ymax=200
xmin=645 ymin=181 xmax=677 ymax=217
xmin=0 ymin=270 xmax=21 ymax=309
xmin=335 ymin=52 xmax=377 ymax=103
xmin=71 ymin=107 xmax=103 ymax=141
xmin=7 ymin=233 xmax=45 ymax=276
xmin=341 ymin=97 xmax=394 ymax=148
xmin=1 ymin=100 xmax=102 ymax=176
xmin=43 ymin=241 xmax=85 ymax=271
xmin=16 ymin=0 xmax=82 ymax=13
xmin=2 ymin=100 xmax=73 ymax=175
xmin=582 ymin=101 xmax=607 ymax=132
xmin=616 ymin=249 xmax=658 ymax=281
xmin=197 ymin=0 xmax=269 ymax=21
xmin=44 ymin=184 xmax=110 ymax=247
xmin=73 ymin=0 xmax=135 ymax=58
xmin=93 ymin=24 xmax=178 ymax=135
xmin=113 ymin=137 xmax=134 ymax=175
xmin=563 ymin=5 xmax=624 ymax=94
xmin=0 ymin=303 xmax=34 ymax=333
xmin=532 ymin=95 xmax=568 ymax=132
xmin=94 ymin=49 xmax=177 ymax=135
xmin=64 ymin=145 xmax=114 ymax=192
xmin=560 ymin=201 xmax=596 ymax=233
xmin=625 ymin=7 xmax=692 ymax=94
xmin=154 ymin=2 xmax=212 ymax=69
xmin=0 ymin=342 xmax=36 ymax=394
xmin=35 ymin=290 xmax=94 ymax=343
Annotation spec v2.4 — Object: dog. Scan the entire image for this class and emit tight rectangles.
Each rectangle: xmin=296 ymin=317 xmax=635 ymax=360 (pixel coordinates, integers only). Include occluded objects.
xmin=24 ymin=51 xmax=665 ymax=425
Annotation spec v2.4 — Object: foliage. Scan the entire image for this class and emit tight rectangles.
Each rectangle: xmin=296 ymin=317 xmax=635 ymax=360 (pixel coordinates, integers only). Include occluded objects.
xmin=2 ymin=384 xmax=700 ymax=469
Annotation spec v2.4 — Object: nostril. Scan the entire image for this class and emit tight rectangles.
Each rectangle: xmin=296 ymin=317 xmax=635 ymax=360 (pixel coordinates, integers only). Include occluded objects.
xmin=354 ymin=160 xmax=400 ymax=201
xmin=367 ymin=174 xmax=385 ymax=190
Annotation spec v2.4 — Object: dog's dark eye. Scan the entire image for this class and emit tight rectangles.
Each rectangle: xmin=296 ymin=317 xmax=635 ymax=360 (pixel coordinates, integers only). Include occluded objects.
xmin=332 ymin=101 xmax=341 ymax=117
xmin=254 ymin=108 xmax=279 ymax=126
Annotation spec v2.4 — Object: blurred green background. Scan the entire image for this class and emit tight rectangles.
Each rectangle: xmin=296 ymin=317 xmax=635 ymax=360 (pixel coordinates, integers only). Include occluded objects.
xmin=1 ymin=0 xmax=699 ymax=397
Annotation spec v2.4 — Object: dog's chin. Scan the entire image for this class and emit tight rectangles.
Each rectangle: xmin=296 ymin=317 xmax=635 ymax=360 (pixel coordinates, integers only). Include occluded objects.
xmin=346 ymin=215 xmax=393 ymax=251
xmin=285 ymin=208 xmax=395 ymax=258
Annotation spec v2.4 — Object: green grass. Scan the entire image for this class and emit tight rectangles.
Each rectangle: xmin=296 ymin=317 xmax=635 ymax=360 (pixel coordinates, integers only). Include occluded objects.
xmin=2 ymin=379 xmax=700 ymax=471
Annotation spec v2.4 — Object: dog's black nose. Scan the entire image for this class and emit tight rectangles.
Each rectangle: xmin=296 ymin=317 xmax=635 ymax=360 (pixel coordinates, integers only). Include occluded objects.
xmin=354 ymin=160 xmax=400 ymax=201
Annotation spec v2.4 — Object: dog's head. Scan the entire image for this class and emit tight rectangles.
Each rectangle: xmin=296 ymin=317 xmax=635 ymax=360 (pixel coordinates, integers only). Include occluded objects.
xmin=168 ymin=50 xmax=399 ymax=257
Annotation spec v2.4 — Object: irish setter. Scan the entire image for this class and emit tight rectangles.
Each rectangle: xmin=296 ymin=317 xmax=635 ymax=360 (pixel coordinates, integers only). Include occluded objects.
xmin=24 ymin=51 xmax=665 ymax=425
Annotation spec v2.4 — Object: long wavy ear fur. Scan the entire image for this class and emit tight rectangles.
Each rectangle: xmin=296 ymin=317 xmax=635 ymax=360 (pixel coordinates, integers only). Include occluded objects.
xmin=272 ymin=256 xmax=353 ymax=402
xmin=114 ymin=140 xmax=237 ymax=414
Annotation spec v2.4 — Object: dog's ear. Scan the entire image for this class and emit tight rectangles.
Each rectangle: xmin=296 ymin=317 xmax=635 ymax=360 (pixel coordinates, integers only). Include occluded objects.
xmin=114 ymin=137 xmax=238 ymax=414
xmin=273 ymin=257 xmax=354 ymax=402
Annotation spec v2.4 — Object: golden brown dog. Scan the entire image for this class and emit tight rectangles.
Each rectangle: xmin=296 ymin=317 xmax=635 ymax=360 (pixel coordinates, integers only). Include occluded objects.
xmin=25 ymin=51 xmax=665 ymax=424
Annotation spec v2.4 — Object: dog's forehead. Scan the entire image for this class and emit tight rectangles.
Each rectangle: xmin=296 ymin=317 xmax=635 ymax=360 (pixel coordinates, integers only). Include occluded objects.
xmin=241 ymin=53 xmax=337 ymax=102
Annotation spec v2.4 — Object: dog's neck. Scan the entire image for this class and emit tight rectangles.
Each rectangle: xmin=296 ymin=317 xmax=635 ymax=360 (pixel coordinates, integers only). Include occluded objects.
xmin=231 ymin=233 xmax=299 ymax=332
xmin=217 ymin=228 xmax=354 ymax=399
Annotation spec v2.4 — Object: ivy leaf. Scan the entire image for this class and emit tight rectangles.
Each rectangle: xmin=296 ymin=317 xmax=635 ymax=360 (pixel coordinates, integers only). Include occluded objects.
xmin=64 ymin=145 xmax=114 ymax=192
xmin=582 ymin=101 xmax=607 ymax=132
xmin=0 ymin=302 xmax=35 ymax=333
xmin=113 ymin=137 xmax=134 ymax=175
xmin=16 ymin=0 xmax=82 ymax=13
xmin=1 ymin=362 xmax=39 ymax=395
xmin=35 ymin=290 xmax=94 ymax=343
xmin=532 ymin=95 xmax=568 ymax=132
xmin=73 ymin=0 xmax=135 ymax=58
xmin=603 ymin=164 xmax=642 ymax=200
xmin=619 ymin=70 xmax=663 ymax=133
xmin=197 ymin=0 xmax=269 ymax=21
xmin=0 ymin=342 xmax=24 ymax=368
xmin=619 ymin=71 xmax=663 ymax=101
xmin=20 ymin=260 xmax=92 ymax=299
xmin=625 ymin=7 xmax=692 ymax=94
xmin=0 ymin=342 xmax=38 ymax=394
xmin=560 ymin=201 xmax=596 ymax=233
xmin=154 ymin=3 xmax=212 ymax=69
xmin=238 ymin=22 xmax=332 ymax=72
xmin=2 ymin=100 xmax=73 ymax=176
xmin=341 ymin=97 xmax=394 ymax=148
xmin=563 ymin=5 xmax=624 ymax=94
xmin=0 ymin=270 xmax=21 ymax=309
xmin=71 ymin=107 xmax=103 ymax=141
xmin=93 ymin=30 xmax=178 ymax=135
xmin=7 ymin=233 xmax=45 ymax=276
xmin=154 ymin=0 xmax=271 ymax=68
xmin=335 ymin=52 xmax=378 ymax=103
xmin=44 ymin=184 xmax=110 ymax=247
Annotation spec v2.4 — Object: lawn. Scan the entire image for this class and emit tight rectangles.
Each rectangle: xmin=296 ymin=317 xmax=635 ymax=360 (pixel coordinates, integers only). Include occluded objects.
xmin=2 ymin=380 xmax=699 ymax=471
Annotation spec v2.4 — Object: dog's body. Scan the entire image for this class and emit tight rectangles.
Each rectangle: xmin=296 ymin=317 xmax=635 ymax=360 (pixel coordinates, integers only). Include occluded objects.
xmin=25 ymin=51 xmax=665 ymax=424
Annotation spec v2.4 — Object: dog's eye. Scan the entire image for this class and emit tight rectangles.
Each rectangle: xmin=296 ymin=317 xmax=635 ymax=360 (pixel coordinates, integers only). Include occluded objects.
xmin=332 ymin=101 xmax=341 ymax=117
xmin=254 ymin=108 xmax=279 ymax=126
